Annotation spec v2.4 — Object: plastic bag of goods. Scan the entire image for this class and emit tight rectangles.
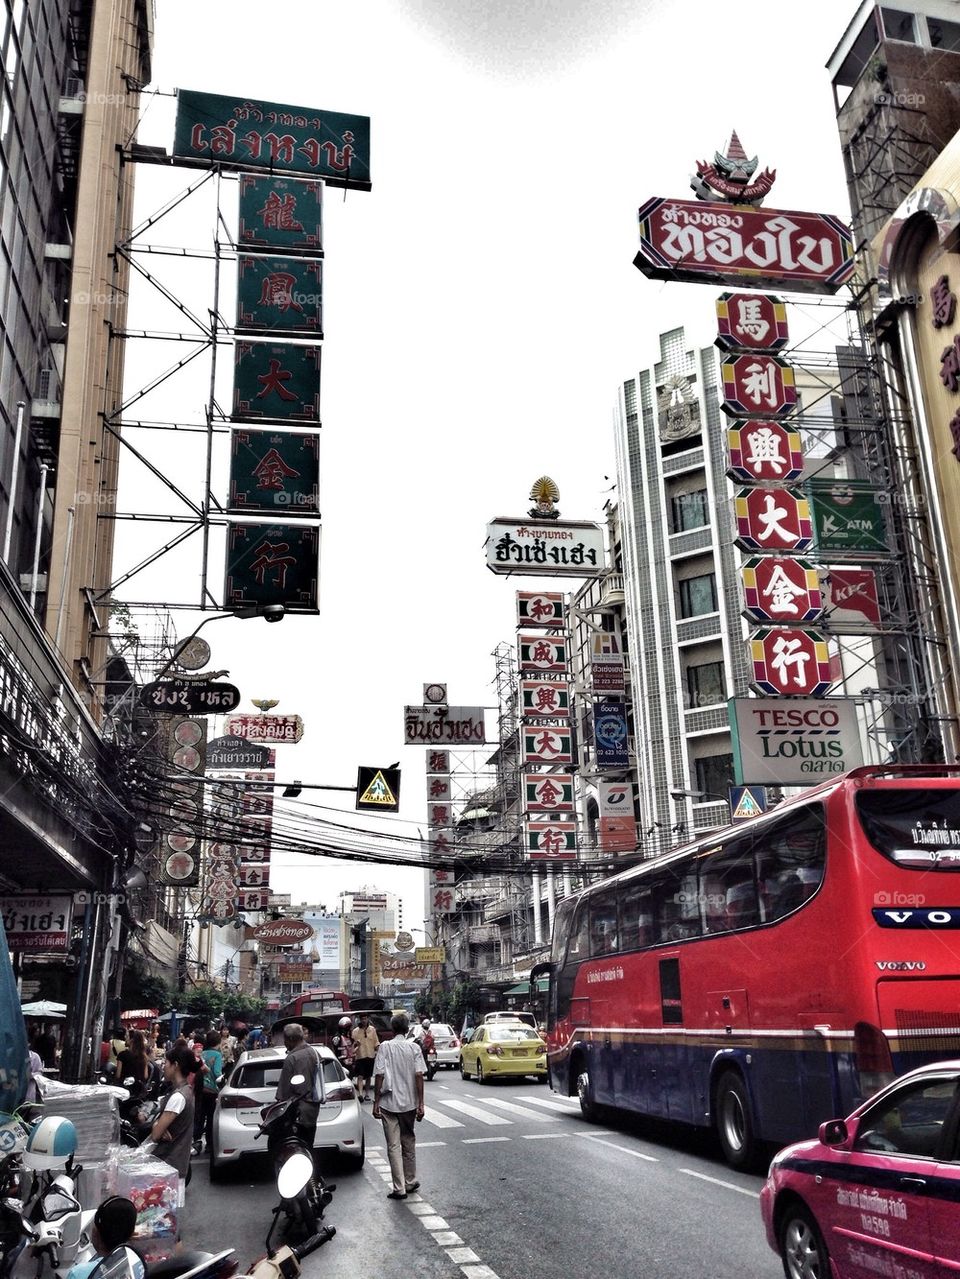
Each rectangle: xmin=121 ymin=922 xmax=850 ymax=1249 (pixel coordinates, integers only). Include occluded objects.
xmin=34 ymin=1076 xmax=122 ymax=1163
xmin=111 ymin=1148 xmax=178 ymax=1263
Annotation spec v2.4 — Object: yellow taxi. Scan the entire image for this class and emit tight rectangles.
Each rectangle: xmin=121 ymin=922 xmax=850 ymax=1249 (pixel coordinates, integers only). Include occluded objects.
xmin=459 ymin=1021 xmax=548 ymax=1084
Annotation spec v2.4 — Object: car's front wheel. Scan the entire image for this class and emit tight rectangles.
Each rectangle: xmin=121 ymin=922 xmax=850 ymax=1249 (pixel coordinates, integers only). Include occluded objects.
xmin=778 ymin=1202 xmax=830 ymax=1279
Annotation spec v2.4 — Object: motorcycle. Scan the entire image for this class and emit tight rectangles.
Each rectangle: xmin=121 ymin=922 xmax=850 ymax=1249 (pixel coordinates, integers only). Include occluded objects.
xmin=240 ymin=1157 xmax=334 ymax=1279
xmin=255 ymin=1090 xmax=334 ymax=1241
xmin=422 ymin=1032 xmax=437 ymax=1083
xmin=1 ymin=1155 xmax=94 ymax=1279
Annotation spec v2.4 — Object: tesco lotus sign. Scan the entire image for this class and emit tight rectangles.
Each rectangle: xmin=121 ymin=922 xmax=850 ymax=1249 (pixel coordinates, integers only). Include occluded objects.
xmin=253 ymin=918 xmax=314 ymax=944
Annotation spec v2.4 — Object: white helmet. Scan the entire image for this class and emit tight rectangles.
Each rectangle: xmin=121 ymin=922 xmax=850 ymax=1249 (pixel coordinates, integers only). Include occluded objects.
xmin=421 ymin=1018 xmax=431 ymax=1028
xmin=23 ymin=1115 xmax=77 ymax=1170
xmin=338 ymin=1016 xmax=352 ymax=1028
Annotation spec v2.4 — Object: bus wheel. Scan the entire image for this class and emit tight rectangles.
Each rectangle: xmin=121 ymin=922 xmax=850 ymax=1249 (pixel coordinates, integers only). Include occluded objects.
xmin=778 ymin=1202 xmax=830 ymax=1279
xmin=575 ymin=1059 xmax=601 ymax=1122
xmin=715 ymin=1071 xmax=759 ymax=1170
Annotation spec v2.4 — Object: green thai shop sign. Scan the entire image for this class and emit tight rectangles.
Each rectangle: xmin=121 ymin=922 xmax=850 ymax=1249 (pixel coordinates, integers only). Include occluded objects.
xmin=173 ymin=89 xmax=371 ymax=190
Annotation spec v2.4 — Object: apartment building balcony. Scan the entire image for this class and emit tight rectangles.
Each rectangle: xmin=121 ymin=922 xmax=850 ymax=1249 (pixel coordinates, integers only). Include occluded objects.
xmin=484 ymin=894 xmax=527 ymax=922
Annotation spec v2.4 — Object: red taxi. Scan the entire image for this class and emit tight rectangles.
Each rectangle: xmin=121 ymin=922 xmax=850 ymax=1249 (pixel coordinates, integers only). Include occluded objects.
xmin=760 ymin=1060 xmax=960 ymax=1278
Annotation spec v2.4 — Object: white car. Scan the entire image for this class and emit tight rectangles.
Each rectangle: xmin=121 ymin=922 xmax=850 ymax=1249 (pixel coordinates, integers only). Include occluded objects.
xmin=210 ymin=1045 xmax=364 ymax=1179
xmin=429 ymin=1023 xmax=461 ymax=1069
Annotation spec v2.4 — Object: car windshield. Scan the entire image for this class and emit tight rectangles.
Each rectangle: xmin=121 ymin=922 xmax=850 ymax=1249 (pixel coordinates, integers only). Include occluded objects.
xmin=491 ymin=1027 xmax=540 ymax=1042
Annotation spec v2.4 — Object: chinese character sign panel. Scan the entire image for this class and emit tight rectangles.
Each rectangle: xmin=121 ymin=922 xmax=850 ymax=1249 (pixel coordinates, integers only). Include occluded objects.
xmin=522 ymin=725 xmax=573 ymax=765
xmin=525 ymin=820 xmax=577 ymax=861
xmin=749 ymin=628 xmax=833 ymax=697
xmin=741 ymin=555 xmax=823 ymax=623
xmin=173 ymin=90 xmax=371 ymax=190
xmin=715 ymin=292 xmax=788 ymax=351
xmin=721 ymin=354 xmax=797 ymax=417
xmin=233 ymin=342 xmax=321 ymax=423
xmin=524 ymin=773 xmax=574 ymax=812
xmin=735 ymin=487 xmax=813 ymax=552
xmin=520 ymin=679 xmax=570 ymax=721
xmin=518 ymin=634 xmax=568 ymax=673
xmin=634 ymin=198 xmax=855 ymax=294
xmin=516 ymin=591 xmax=565 ymax=627
xmin=224 ymin=522 xmax=320 ymax=611
xmin=237 ymin=256 xmax=322 ymax=336
xmin=727 ymin=420 xmax=804 ymax=483
xmin=229 ymin=430 xmax=319 ymax=514
xmin=238 ymin=175 xmax=323 ymax=252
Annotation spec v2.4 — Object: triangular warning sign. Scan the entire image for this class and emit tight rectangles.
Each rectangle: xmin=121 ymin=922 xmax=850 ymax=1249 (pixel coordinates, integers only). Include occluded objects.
xmin=732 ymin=787 xmax=763 ymax=821
xmin=358 ymin=769 xmax=397 ymax=808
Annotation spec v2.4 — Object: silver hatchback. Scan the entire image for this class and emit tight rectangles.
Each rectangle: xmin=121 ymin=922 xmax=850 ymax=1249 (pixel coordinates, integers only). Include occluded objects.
xmin=210 ymin=1045 xmax=364 ymax=1179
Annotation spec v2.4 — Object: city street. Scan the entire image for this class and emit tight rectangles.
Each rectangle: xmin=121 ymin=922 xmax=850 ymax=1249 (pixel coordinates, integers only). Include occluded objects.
xmin=182 ymin=1075 xmax=775 ymax=1279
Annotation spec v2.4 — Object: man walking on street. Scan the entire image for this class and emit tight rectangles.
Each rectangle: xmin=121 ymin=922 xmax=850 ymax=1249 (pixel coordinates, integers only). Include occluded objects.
xmin=372 ymin=1013 xmax=424 ymax=1199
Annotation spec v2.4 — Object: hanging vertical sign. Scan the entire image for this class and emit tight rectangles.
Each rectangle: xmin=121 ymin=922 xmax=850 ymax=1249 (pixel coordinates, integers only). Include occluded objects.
xmin=598 ymin=781 xmax=637 ymax=852
xmin=518 ymin=634 xmax=568 ymax=673
xmin=524 ymin=773 xmax=575 ymax=812
xmin=228 ymin=429 xmax=320 ymax=514
xmin=740 ymin=555 xmax=824 ymax=623
xmin=715 ymin=292 xmax=789 ymax=351
xmin=238 ymin=175 xmax=323 ymax=252
xmin=590 ymin=631 xmax=626 ymax=694
xmin=516 ymin=591 xmax=565 ymax=627
xmin=224 ymin=522 xmax=320 ymax=611
xmin=525 ymin=820 xmax=578 ymax=861
xmin=237 ymin=255 xmax=323 ymax=336
xmin=749 ymin=628 xmax=833 ymax=697
xmin=522 ymin=725 xmax=574 ymax=765
xmin=720 ymin=353 xmax=797 ymax=417
xmin=726 ymin=420 xmax=804 ymax=484
xmin=233 ymin=342 xmax=321 ymax=423
xmin=823 ymin=567 xmax=882 ymax=627
xmin=593 ymin=701 xmax=630 ymax=769
xmin=520 ymin=679 xmax=571 ymax=721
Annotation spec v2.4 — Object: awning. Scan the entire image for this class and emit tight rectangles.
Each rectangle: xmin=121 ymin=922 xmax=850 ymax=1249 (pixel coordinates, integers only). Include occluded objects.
xmin=503 ymin=978 xmax=548 ymax=997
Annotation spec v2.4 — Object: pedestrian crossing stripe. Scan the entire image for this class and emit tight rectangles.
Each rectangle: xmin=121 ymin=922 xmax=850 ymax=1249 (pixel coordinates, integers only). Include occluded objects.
xmin=357 ymin=769 xmax=398 ymax=808
xmin=731 ymin=786 xmax=765 ymax=821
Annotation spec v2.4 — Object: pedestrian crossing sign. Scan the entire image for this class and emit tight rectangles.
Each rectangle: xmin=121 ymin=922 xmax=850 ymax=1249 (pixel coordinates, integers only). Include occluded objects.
xmin=356 ymin=766 xmax=401 ymax=813
xmin=729 ymin=785 xmax=766 ymax=822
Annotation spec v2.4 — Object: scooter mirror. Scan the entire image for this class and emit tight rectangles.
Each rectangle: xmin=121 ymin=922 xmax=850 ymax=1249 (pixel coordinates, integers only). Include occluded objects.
xmin=276 ymin=1151 xmax=314 ymax=1199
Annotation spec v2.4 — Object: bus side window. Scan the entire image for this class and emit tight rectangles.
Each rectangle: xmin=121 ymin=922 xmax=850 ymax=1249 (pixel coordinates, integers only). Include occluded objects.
xmin=652 ymin=874 xmax=700 ymax=943
xmin=755 ymin=803 xmax=826 ymax=923
xmin=620 ymin=882 xmax=654 ymax=951
xmin=697 ymin=835 xmax=759 ymax=932
xmin=589 ymin=889 xmax=619 ymax=956
xmin=566 ymin=900 xmax=590 ymax=963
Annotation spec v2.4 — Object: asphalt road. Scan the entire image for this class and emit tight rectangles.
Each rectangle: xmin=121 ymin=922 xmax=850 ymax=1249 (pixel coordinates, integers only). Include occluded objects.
xmin=181 ymin=1072 xmax=781 ymax=1279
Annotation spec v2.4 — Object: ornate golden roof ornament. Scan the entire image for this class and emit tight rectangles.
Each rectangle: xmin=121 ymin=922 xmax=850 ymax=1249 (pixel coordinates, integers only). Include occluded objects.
xmin=528 ymin=476 xmax=560 ymax=520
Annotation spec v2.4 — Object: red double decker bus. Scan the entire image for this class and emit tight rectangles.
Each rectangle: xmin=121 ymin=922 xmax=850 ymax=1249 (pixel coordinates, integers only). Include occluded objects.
xmin=277 ymin=988 xmax=351 ymax=1020
xmin=533 ymin=765 xmax=960 ymax=1168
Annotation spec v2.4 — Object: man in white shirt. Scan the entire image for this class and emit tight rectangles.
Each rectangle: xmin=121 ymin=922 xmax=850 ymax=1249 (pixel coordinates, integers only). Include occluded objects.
xmin=372 ymin=1013 xmax=425 ymax=1199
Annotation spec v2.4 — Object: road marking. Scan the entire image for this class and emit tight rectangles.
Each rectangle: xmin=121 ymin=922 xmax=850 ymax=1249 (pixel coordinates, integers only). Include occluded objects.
xmin=447 ymin=1248 xmax=480 ymax=1264
xmin=461 ymin=1266 xmax=500 ymax=1279
xmin=432 ymin=1233 xmax=464 ymax=1247
xmin=417 ymin=1140 xmax=447 ymax=1147
xmin=462 ymin=1136 xmax=510 ymax=1144
xmin=679 ymin=1169 xmax=761 ymax=1199
xmin=407 ymin=1202 xmax=437 ymax=1216
xmin=514 ymin=1094 xmax=581 ymax=1114
xmin=420 ymin=1108 xmax=466 ymax=1129
xmin=521 ymin=1132 xmax=566 ymax=1139
xmin=467 ymin=1096 xmax=556 ymax=1122
xmin=581 ymin=1136 xmax=658 ymax=1162
xmin=433 ymin=1097 xmax=511 ymax=1125
xmin=418 ymin=1215 xmax=449 ymax=1230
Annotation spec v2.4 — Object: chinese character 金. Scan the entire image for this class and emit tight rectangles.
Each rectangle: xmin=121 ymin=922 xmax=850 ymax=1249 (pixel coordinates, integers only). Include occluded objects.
xmin=940 ymin=335 xmax=960 ymax=393
xmin=253 ymin=448 xmax=300 ymax=491
xmin=932 ymin=274 xmax=957 ymax=330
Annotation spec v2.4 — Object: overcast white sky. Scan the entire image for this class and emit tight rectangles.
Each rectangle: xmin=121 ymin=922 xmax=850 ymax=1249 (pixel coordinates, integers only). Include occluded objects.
xmin=117 ymin=1 xmax=861 ymax=929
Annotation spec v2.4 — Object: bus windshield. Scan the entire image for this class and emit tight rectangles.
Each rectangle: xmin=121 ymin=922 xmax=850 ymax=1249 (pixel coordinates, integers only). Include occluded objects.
xmin=856 ymin=787 xmax=960 ymax=868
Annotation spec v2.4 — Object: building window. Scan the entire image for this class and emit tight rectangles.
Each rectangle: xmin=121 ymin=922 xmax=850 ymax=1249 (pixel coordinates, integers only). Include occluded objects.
xmin=678 ymin=573 xmax=717 ymax=618
xmin=686 ymin=661 xmax=725 ymax=708
xmin=929 ymin=17 xmax=960 ymax=50
xmin=669 ymin=488 xmax=708 ymax=533
xmin=694 ymin=753 xmax=735 ymax=800
xmin=880 ymin=8 xmax=916 ymax=42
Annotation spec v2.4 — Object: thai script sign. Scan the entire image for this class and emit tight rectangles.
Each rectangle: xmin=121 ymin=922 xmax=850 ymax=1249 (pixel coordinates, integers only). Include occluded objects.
xmin=238 ymin=175 xmax=323 ymax=252
xmin=226 ymin=713 xmax=305 ymax=743
xmin=253 ymin=918 xmax=314 ymax=943
xmin=730 ymin=697 xmax=863 ymax=785
xmin=277 ymin=962 xmax=313 ymax=983
xmin=634 ymin=198 xmax=855 ymax=294
xmin=486 ymin=519 xmax=607 ymax=576
xmin=173 ymin=89 xmax=371 ymax=190
xmin=404 ymin=706 xmax=486 ymax=745
xmin=206 ymin=736 xmax=274 ymax=770
xmin=414 ymin=947 xmax=446 ymax=964
xmin=594 ymin=700 xmax=630 ymax=769
xmin=139 ymin=679 xmax=241 ymax=713
xmin=0 ymin=895 xmax=73 ymax=952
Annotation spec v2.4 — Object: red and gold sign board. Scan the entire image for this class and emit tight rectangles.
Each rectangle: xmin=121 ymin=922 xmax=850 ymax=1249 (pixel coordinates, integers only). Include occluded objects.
xmin=520 ymin=679 xmax=570 ymax=721
xmin=516 ymin=591 xmax=565 ymax=627
xmin=749 ymin=628 xmax=833 ymax=697
xmin=525 ymin=820 xmax=577 ymax=861
xmin=522 ymin=725 xmax=573 ymax=765
xmin=721 ymin=354 xmax=797 ymax=417
xmin=741 ymin=556 xmax=823 ymax=624
xmin=735 ymin=487 xmax=813 ymax=553
xmin=524 ymin=773 xmax=575 ymax=812
xmin=518 ymin=633 xmax=568 ymax=673
xmin=727 ymin=420 xmax=804 ymax=484
xmin=634 ymin=198 xmax=855 ymax=295
xmin=715 ymin=292 xmax=788 ymax=351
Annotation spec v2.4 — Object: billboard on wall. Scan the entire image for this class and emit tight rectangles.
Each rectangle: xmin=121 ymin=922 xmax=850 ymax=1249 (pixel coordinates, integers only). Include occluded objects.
xmin=729 ymin=697 xmax=863 ymax=785
xmin=304 ymin=914 xmax=341 ymax=969
xmin=173 ymin=90 xmax=371 ymax=190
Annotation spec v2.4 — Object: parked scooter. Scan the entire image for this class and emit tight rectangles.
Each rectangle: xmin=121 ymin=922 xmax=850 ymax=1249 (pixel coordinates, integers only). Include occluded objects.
xmin=2 ymin=1117 xmax=94 ymax=1279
